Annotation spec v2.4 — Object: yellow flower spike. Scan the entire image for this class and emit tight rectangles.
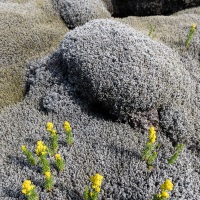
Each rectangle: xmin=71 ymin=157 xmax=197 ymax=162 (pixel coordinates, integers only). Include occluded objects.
xmin=90 ymin=191 xmax=94 ymax=197
xmin=149 ymin=126 xmax=156 ymax=144
xmin=46 ymin=122 xmax=54 ymax=132
xmin=149 ymin=126 xmax=155 ymax=133
xmin=162 ymin=179 xmax=174 ymax=191
xmin=45 ymin=171 xmax=51 ymax=179
xmin=64 ymin=121 xmax=72 ymax=132
xmin=192 ymin=23 xmax=197 ymax=29
xmin=22 ymin=180 xmax=35 ymax=195
xmin=51 ymin=129 xmax=57 ymax=135
xmin=160 ymin=191 xmax=169 ymax=198
xmin=36 ymin=140 xmax=47 ymax=156
xmin=55 ymin=153 xmax=62 ymax=161
xmin=90 ymin=173 xmax=103 ymax=192
xmin=21 ymin=145 xmax=27 ymax=151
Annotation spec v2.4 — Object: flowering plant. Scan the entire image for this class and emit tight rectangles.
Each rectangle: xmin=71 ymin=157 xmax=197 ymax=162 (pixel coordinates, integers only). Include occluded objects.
xmin=84 ymin=173 xmax=103 ymax=200
xmin=64 ymin=121 xmax=73 ymax=145
xmin=153 ymin=179 xmax=174 ymax=200
xmin=185 ymin=23 xmax=197 ymax=47
xmin=142 ymin=126 xmax=158 ymax=167
xmin=21 ymin=145 xmax=37 ymax=166
xmin=22 ymin=180 xmax=38 ymax=200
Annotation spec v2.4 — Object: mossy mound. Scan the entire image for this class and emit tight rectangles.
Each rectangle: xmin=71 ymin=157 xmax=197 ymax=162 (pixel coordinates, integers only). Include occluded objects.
xmin=0 ymin=0 xmax=68 ymax=109
xmin=55 ymin=0 xmax=111 ymax=29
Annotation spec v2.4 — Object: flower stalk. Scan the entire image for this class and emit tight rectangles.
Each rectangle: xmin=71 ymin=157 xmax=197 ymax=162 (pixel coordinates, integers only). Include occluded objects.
xmin=21 ymin=145 xmax=37 ymax=166
xmin=168 ymin=143 xmax=184 ymax=165
xmin=55 ymin=153 xmax=65 ymax=172
xmin=142 ymin=126 xmax=157 ymax=167
xmin=22 ymin=180 xmax=38 ymax=200
xmin=185 ymin=23 xmax=197 ymax=47
xmin=64 ymin=121 xmax=73 ymax=145
xmin=36 ymin=140 xmax=50 ymax=174
xmin=153 ymin=179 xmax=174 ymax=200
xmin=44 ymin=171 xmax=54 ymax=191
xmin=50 ymin=130 xmax=58 ymax=155
xmin=83 ymin=173 xmax=103 ymax=200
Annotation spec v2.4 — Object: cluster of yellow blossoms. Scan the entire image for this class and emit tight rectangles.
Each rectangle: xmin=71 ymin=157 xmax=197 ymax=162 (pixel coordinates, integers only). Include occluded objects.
xmin=64 ymin=121 xmax=72 ymax=133
xmin=90 ymin=174 xmax=103 ymax=193
xmin=149 ymin=126 xmax=156 ymax=144
xmin=158 ymin=179 xmax=174 ymax=199
xmin=46 ymin=122 xmax=54 ymax=132
xmin=22 ymin=180 xmax=35 ymax=195
xmin=36 ymin=140 xmax=48 ymax=156
xmin=21 ymin=145 xmax=27 ymax=151
xmin=46 ymin=122 xmax=56 ymax=135
xmin=44 ymin=171 xmax=51 ymax=179
xmin=191 ymin=23 xmax=197 ymax=30
xmin=55 ymin=153 xmax=62 ymax=161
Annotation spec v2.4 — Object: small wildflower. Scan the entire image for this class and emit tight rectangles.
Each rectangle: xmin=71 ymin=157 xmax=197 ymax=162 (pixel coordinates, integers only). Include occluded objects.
xmin=44 ymin=171 xmax=53 ymax=191
xmin=84 ymin=174 xmax=103 ymax=200
xmin=45 ymin=171 xmax=51 ymax=179
xmin=160 ymin=191 xmax=169 ymax=198
xmin=36 ymin=140 xmax=48 ymax=157
xmin=185 ymin=23 xmax=197 ymax=47
xmin=55 ymin=153 xmax=65 ymax=172
xmin=40 ymin=155 xmax=50 ymax=174
xmin=21 ymin=145 xmax=27 ymax=151
xmin=64 ymin=121 xmax=72 ymax=133
xmin=22 ymin=180 xmax=38 ymax=200
xmin=90 ymin=173 xmax=103 ymax=192
xmin=64 ymin=121 xmax=73 ymax=145
xmin=153 ymin=179 xmax=174 ymax=200
xmin=161 ymin=179 xmax=174 ymax=191
xmin=50 ymin=130 xmax=58 ymax=155
xmin=46 ymin=122 xmax=54 ymax=132
xmin=55 ymin=153 xmax=62 ymax=161
xmin=142 ymin=126 xmax=158 ymax=167
xmin=149 ymin=126 xmax=156 ymax=143
xmin=21 ymin=145 xmax=37 ymax=166
xmin=192 ymin=23 xmax=197 ymax=29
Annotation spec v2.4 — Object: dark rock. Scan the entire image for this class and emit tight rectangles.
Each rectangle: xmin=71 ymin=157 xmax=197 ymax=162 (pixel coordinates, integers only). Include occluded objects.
xmin=108 ymin=0 xmax=200 ymax=17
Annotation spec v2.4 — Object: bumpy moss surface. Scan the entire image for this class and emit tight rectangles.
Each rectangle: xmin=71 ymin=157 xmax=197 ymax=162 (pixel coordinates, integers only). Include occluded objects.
xmin=54 ymin=0 xmax=111 ymax=28
xmin=0 ymin=0 xmax=68 ymax=109
xmin=0 ymin=2 xmax=200 ymax=200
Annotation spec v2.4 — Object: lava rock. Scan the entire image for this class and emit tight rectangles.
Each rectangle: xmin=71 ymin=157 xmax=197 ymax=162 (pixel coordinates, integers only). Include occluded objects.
xmin=107 ymin=0 xmax=200 ymax=17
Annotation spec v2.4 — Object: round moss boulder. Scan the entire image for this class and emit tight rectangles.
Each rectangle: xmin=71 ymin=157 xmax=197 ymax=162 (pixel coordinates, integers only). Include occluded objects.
xmin=60 ymin=19 xmax=193 ymax=119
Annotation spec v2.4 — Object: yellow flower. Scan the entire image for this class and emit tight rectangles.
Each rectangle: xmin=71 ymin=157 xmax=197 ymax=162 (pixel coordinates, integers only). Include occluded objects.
xmin=41 ymin=151 xmax=47 ymax=156
xmin=90 ymin=191 xmax=94 ymax=197
xmin=191 ymin=23 xmax=197 ymax=29
xmin=90 ymin=173 xmax=103 ymax=192
xmin=55 ymin=153 xmax=62 ymax=161
xmin=22 ymin=180 xmax=35 ymax=195
xmin=161 ymin=179 xmax=174 ymax=191
xmin=36 ymin=140 xmax=47 ymax=156
xmin=149 ymin=126 xmax=155 ymax=133
xmin=160 ymin=191 xmax=169 ymax=198
xmin=64 ymin=121 xmax=72 ymax=133
xmin=51 ymin=129 xmax=56 ymax=135
xmin=21 ymin=145 xmax=27 ymax=151
xmin=149 ymin=126 xmax=156 ymax=143
xmin=45 ymin=171 xmax=51 ymax=179
xmin=46 ymin=122 xmax=54 ymax=132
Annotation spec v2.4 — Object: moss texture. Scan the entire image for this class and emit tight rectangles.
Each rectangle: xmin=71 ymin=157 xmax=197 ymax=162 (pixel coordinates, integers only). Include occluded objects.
xmin=0 ymin=0 xmax=68 ymax=109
